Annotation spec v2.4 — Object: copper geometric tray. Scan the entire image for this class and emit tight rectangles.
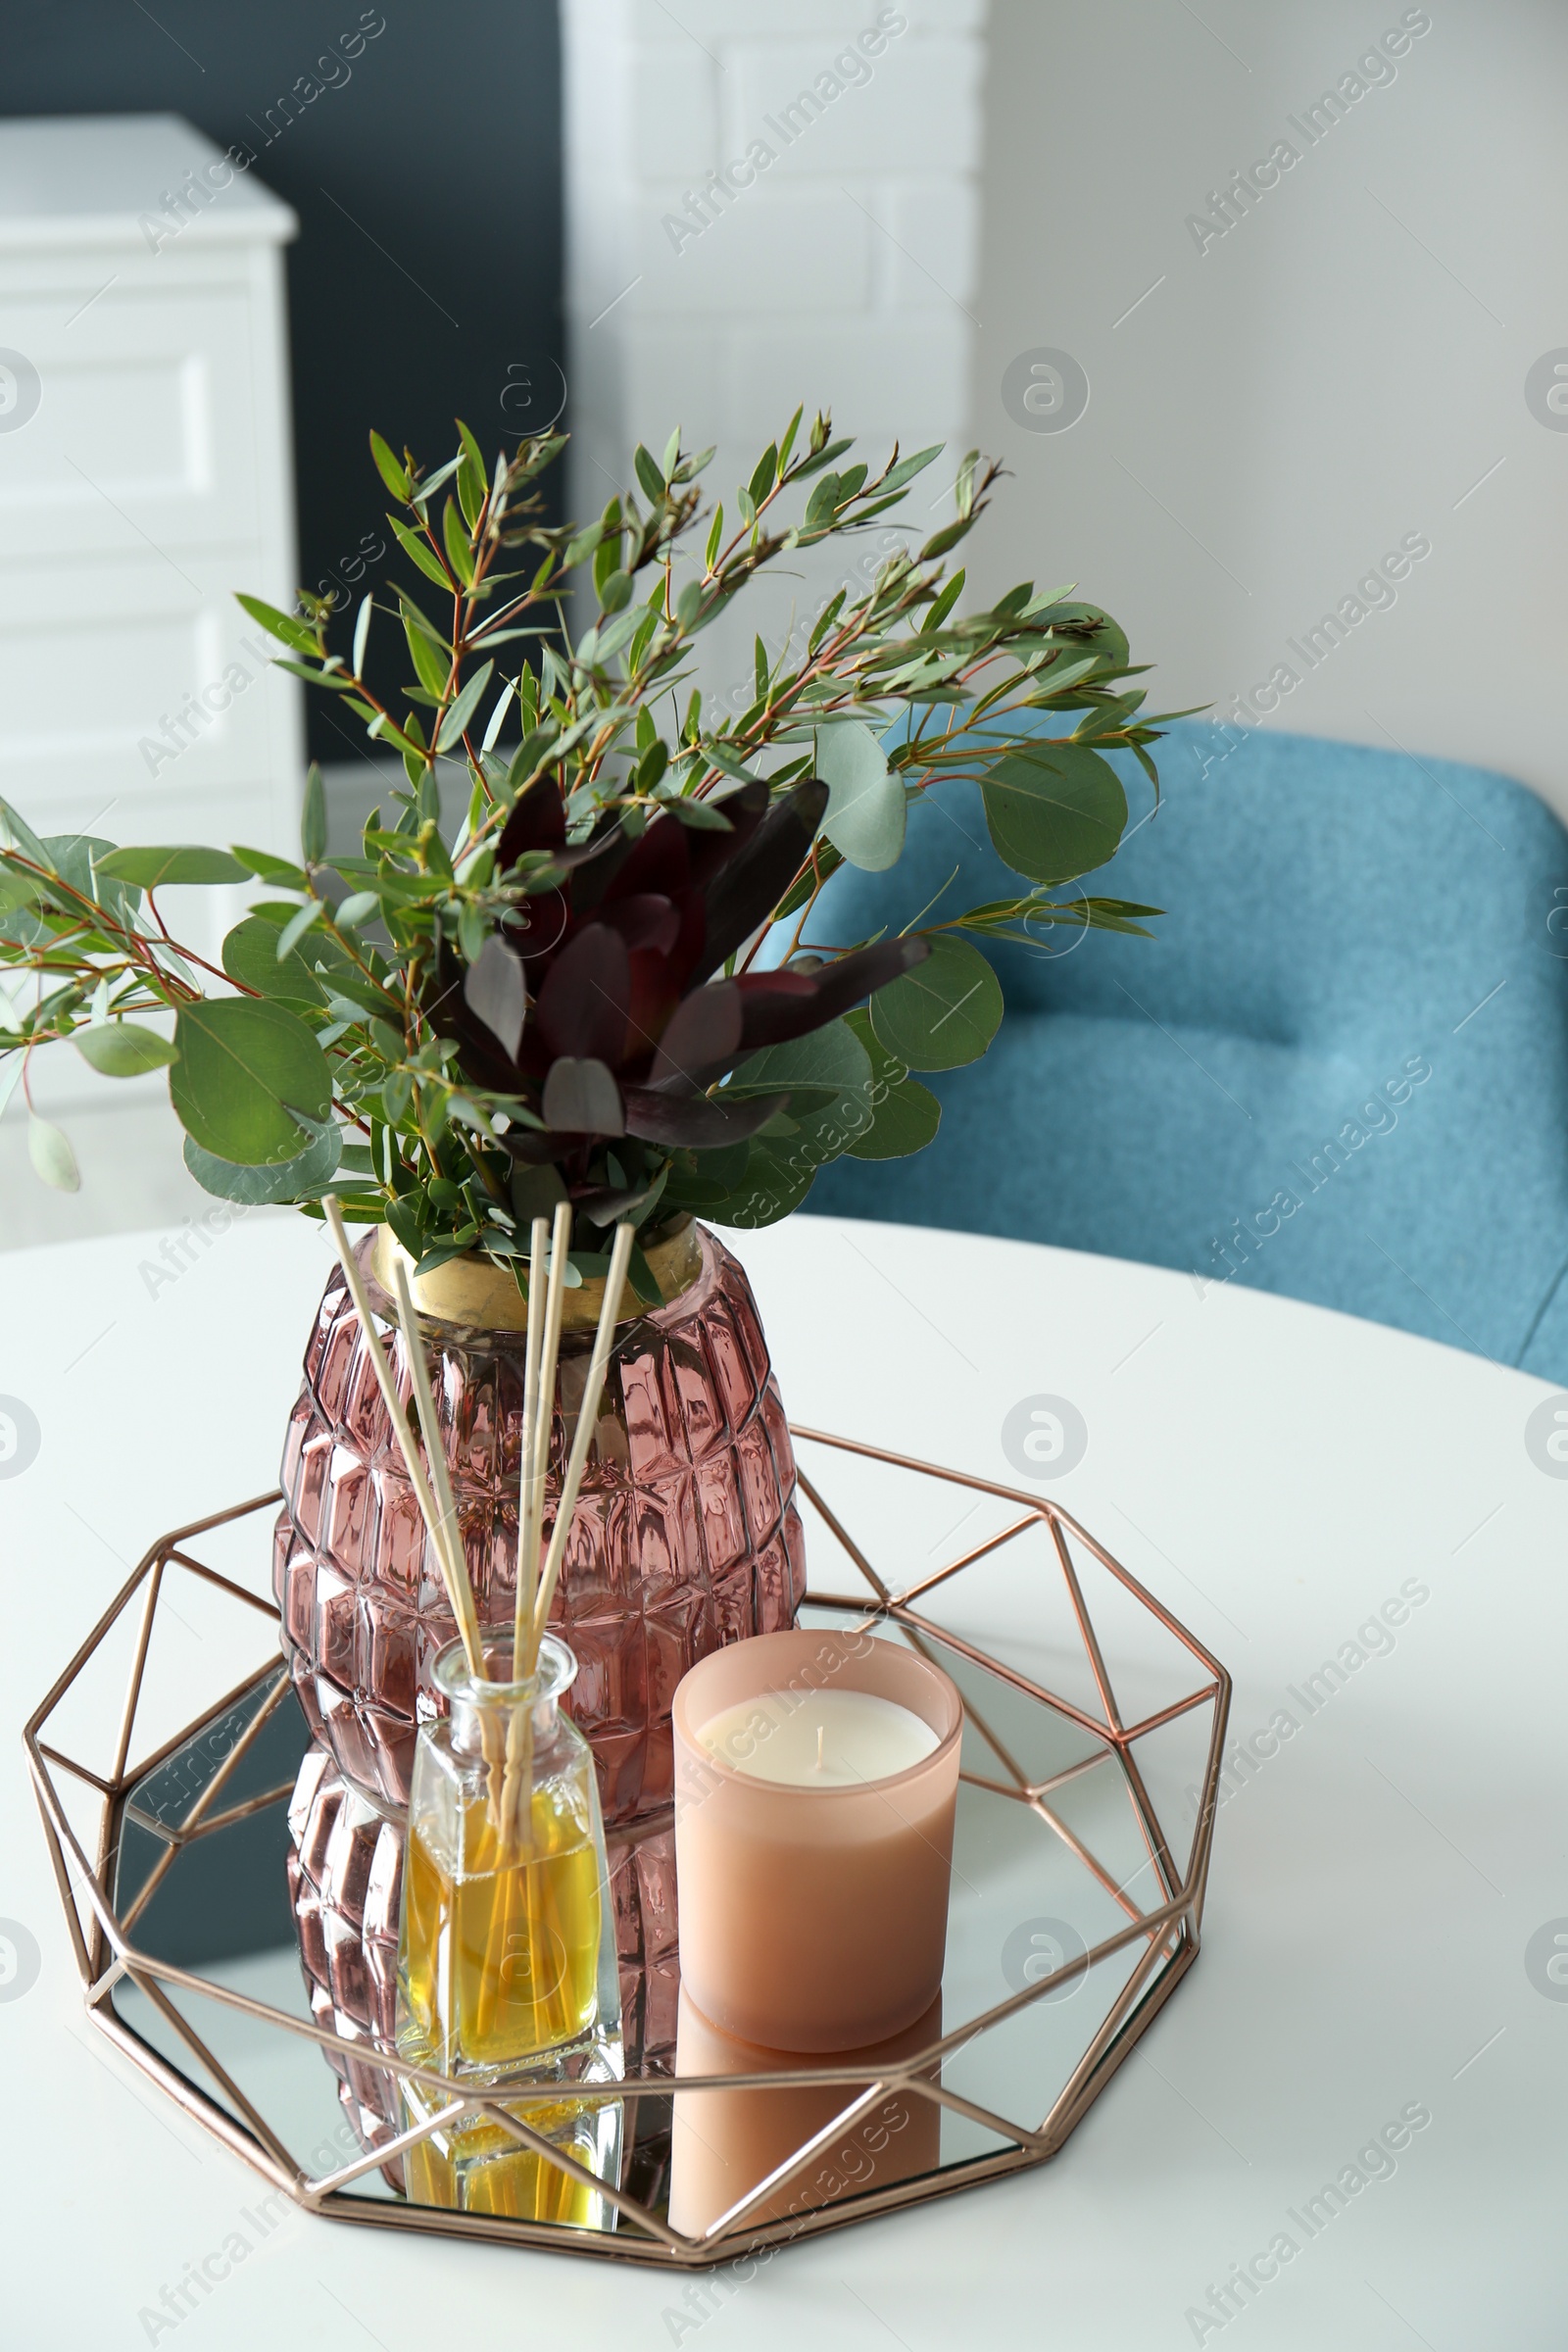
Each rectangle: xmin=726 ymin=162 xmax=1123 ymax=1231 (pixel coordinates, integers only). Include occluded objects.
xmin=24 ymin=1426 xmax=1230 ymax=2267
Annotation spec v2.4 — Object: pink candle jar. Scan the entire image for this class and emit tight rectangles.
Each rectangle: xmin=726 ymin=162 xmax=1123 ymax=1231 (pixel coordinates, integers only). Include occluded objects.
xmin=671 ymin=1629 xmax=964 ymax=2052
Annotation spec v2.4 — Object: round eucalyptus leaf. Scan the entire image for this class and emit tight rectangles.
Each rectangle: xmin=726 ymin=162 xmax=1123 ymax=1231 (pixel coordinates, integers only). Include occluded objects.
xmin=724 ymin=1016 xmax=871 ymax=1103
xmin=847 ymin=1076 xmax=941 ymax=1159
xmin=816 ymin=719 xmax=906 ymax=872
xmin=73 ymin=1022 xmax=178 ymax=1077
xmin=869 ymin=934 xmax=1002 ymax=1071
xmin=94 ymin=846 xmax=248 ymax=888
xmin=27 ymin=1113 xmax=79 ymax=1193
xmin=182 ymin=1115 xmax=342 ymax=1204
xmin=222 ymin=913 xmax=326 ymax=1004
xmin=842 ymin=1005 xmax=941 ymax=1158
xmin=171 ymin=998 xmax=333 ymax=1166
xmin=701 ymin=1135 xmax=819 ymax=1229
xmin=980 ymin=740 xmax=1127 ymax=885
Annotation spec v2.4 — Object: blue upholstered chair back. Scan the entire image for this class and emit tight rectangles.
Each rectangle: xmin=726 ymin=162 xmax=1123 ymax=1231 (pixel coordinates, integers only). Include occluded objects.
xmin=811 ymin=721 xmax=1568 ymax=1380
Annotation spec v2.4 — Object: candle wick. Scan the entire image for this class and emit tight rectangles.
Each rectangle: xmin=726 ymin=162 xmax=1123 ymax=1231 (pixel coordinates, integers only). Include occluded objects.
xmin=815 ymin=1725 xmax=825 ymax=1773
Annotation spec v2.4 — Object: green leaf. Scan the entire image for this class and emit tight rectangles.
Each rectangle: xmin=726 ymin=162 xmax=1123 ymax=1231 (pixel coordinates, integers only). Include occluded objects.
xmin=389 ymin=515 xmax=452 ymax=590
xmin=301 ymin=764 xmax=326 ymax=865
xmin=74 ymin=1022 xmax=178 ymax=1077
xmin=661 ymin=1141 xmax=753 ymax=1213
xmin=980 ymin=740 xmax=1127 ymax=884
xmin=698 ymin=1136 xmax=814 ymax=1230
xmin=222 ymin=914 xmax=325 ymax=1004
xmin=456 ymin=419 xmax=487 ymax=529
xmin=869 ymin=934 xmax=1002 ymax=1071
xmin=335 ymin=890 xmax=381 ymax=929
xmin=749 ymin=443 xmax=778 ymax=508
xmin=369 ymin=429 xmax=414 ymax=501
xmin=234 ymin=594 xmax=318 ymax=656
xmin=352 ymin=593 xmax=373 ymax=677
xmin=882 ymin=443 xmax=943 ymax=495
xmin=816 ymin=719 xmax=905 ymax=872
xmin=27 ymin=1112 xmax=79 ymax=1193
xmin=441 ymin=497 xmax=475 ymax=585
xmin=917 ymin=517 xmax=973 ymax=563
xmin=634 ymin=444 xmax=665 ymax=504
xmin=0 ymin=863 xmax=41 ymax=918
xmin=183 ymin=1113 xmax=342 ymax=1204
xmin=662 ymin=795 xmax=732 ymax=832
xmin=842 ymin=1009 xmax=940 ymax=1159
xmin=171 ymin=998 xmax=334 ymax=1167
xmin=919 ymin=568 xmax=965 ymax=634
xmin=94 ymin=846 xmax=248 ymax=888
xmin=703 ymin=1028 xmax=890 ymax=1224
xmin=276 ymin=900 xmax=325 ymax=958
xmin=724 ymin=1016 xmax=871 ymax=1111
xmin=230 ymin=845 xmax=311 ymax=891
xmin=403 ymin=610 xmax=450 ymax=698
xmin=38 ymin=835 xmax=142 ymax=929
xmin=434 ymin=660 xmax=495 ymax=755
xmin=0 ymin=799 xmax=51 ymax=866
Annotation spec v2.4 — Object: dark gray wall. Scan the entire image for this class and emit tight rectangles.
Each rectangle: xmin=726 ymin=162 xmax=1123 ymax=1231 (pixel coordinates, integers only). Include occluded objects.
xmin=8 ymin=1 xmax=564 ymax=763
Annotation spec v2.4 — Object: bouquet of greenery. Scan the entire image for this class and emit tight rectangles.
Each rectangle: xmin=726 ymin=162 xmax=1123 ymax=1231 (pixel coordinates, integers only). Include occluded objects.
xmin=0 ymin=410 xmax=1171 ymax=1298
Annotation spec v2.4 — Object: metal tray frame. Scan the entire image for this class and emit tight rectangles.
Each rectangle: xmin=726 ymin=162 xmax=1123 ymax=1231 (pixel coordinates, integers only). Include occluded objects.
xmin=24 ymin=1426 xmax=1230 ymax=2268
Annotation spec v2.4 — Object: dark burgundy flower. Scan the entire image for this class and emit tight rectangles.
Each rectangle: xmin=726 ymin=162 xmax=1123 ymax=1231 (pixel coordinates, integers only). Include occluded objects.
xmin=425 ymin=777 xmax=927 ymax=1157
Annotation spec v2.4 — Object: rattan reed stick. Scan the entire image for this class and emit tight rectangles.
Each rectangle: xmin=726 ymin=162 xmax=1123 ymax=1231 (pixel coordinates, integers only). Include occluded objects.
xmin=321 ymin=1199 xmax=486 ymax=1684
xmin=390 ymin=1259 xmax=487 ymax=1680
xmin=524 ymin=1219 xmax=634 ymax=1674
xmin=500 ymin=1213 xmax=560 ymax=1854
xmin=512 ymin=1216 xmax=550 ymax=1671
xmin=533 ymin=1199 xmax=572 ymax=1463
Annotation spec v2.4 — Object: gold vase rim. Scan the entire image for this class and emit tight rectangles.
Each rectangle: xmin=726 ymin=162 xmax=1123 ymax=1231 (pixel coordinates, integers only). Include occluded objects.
xmin=368 ymin=1213 xmax=703 ymax=1333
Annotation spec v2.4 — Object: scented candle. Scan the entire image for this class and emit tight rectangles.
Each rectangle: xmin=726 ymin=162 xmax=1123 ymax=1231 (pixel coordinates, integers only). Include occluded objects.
xmin=672 ymin=1629 xmax=964 ymax=2052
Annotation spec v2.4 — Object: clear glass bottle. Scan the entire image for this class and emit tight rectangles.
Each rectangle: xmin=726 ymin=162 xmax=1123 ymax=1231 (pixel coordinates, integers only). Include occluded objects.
xmin=395 ymin=1635 xmax=622 ymax=2223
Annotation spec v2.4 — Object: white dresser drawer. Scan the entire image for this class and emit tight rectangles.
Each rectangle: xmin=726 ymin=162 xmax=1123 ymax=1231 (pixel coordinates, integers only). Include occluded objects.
xmin=0 ymin=277 xmax=273 ymax=559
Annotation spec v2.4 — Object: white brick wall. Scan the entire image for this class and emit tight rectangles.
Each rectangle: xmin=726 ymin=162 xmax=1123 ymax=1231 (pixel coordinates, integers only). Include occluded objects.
xmin=563 ymin=0 xmax=987 ymax=710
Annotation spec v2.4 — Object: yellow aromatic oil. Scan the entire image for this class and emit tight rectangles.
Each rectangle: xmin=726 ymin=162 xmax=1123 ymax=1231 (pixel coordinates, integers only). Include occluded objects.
xmin=404 ymin=2099 xmax=613 ymax=2226
xmin=400 ymin=1780 xmax=603 ymax=2071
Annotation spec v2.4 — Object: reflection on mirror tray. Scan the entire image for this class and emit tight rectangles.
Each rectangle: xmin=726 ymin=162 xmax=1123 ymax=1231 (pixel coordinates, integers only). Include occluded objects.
xmin=75 ymin=1468 xmax=1227 ymax=2262
xmin=669 ymin=1987 xmax=944 ymax=2236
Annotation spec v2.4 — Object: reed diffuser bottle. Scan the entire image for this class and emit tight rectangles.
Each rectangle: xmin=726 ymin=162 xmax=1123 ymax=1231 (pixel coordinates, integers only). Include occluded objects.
xmin=325 ymin=1199 xmax=636 ymax=2222
xmin=395 ymin=1635 xmax=623 ymax=2220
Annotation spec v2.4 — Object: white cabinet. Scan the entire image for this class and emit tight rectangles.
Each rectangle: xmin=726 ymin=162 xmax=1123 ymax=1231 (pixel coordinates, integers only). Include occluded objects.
xmin=0 ymin=114 xmax=305 ymax=878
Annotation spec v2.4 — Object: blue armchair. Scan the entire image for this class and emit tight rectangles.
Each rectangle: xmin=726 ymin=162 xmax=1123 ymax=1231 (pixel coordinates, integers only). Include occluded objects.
xmin=810 ymin=720 xmax=1568 ymax=1382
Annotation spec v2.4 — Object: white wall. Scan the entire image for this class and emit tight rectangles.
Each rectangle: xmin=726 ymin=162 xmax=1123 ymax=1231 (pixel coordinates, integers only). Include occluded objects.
xmin=564 ymin=0 xmax=987 ymax=710
xmin=968 ymin=0 xmax=1568 ymax=818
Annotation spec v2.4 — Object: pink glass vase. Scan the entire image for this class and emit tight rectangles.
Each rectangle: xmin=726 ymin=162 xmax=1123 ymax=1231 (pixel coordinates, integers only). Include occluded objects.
xmin=273 ymin=1221 xmax=805 ymax=1826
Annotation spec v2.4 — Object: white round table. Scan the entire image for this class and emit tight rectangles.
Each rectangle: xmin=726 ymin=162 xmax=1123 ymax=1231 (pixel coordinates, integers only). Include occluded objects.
xmin=2 ymin=1210 xmax=1562 ymax=2348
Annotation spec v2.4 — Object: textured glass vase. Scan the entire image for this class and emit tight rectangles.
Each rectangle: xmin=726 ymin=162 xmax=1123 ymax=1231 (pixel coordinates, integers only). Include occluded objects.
xmin=286 ymin=1740 xmax=406 ymax=2181
xmin=273 ymin=1220 xmax=805 ymax=1824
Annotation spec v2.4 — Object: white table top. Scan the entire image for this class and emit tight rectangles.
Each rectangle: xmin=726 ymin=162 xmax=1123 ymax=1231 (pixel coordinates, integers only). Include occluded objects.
xmin=2 ymin=1210 xmax=1563 ymax=2348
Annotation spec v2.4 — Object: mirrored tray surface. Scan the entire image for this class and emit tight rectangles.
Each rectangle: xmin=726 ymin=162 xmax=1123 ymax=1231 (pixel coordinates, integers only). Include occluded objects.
xmin=26 ymin=1431 xmax=1230 ymax=2267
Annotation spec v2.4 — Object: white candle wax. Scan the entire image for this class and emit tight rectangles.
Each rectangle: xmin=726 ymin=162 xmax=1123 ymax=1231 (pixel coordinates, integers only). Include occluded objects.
xmin=697 ymin=1688 xmax=940 ymax=1788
